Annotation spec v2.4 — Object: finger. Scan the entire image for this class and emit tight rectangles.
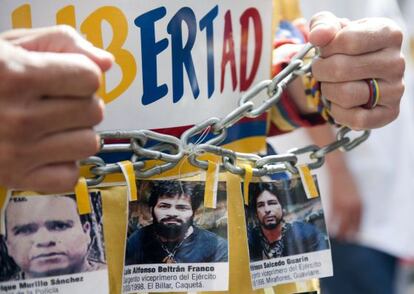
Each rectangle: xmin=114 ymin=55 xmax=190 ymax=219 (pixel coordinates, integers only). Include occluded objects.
xmin=0 ymin=28 xmax=39 ymax=40
xmin=321 ymin=79 xmax=402 ymax=109
xmin=28 ymin=51 xmax=102 ymax=97
xmin=9 ymin=25 xmax=113 ymax=72
xmin=35 ymin=96 xmax=105 ymax=137
xmin=309 ymin=11 xmax=342 ymax=48
xmin=0 ymin=97 xmax=104 ymax=142
xmin=312 ymin=48 xmax=405 ymax=82
xmin=317 ymin=18 xmax=403 ymax=57
xmin=19 ymin=162 xmax=80 ymax=193
xmin=29 ymin=129 xmax=100 ymax=168
xmin=330 ymin=103 xmax=399 ymax=130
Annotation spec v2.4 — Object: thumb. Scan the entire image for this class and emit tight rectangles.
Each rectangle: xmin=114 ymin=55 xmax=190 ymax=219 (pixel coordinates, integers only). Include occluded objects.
xmin=309 ymin=11 xmax=342 ymax=48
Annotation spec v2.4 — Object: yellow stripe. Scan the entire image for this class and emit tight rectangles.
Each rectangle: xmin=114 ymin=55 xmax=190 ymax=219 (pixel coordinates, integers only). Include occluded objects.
xmin=204 ymin=160 xmax=219 ymax=209
xmin=279 ymin=0 xmax=302 ymax=21
xmin=372 ymin=78 xmax=381 ymax=106
xmin=74 ymin=177 xmax=92 ymax=214
xmin=118 ymin=160 xmax=138 ymax=201
xmin=243 ymin=165 xmax=253 ymax=206
xmin=298 ymin=165 xmax=319 ymax=199
xmin=270 ymin=106 xmax=297 ymax=132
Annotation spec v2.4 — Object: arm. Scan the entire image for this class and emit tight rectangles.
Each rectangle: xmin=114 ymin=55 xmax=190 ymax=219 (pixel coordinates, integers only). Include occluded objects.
xmin=0 ymin=25 xmax=113 ymax=193
xmin=306 ymin=124 xmax=362 ymax=240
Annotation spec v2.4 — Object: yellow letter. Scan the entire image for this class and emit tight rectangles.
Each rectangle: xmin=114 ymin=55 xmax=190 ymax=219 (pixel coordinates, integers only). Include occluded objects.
xmin=12 ymin=4 xmax=32 ymax=28
xmin=81 ymin=6 xmax=137 ymax=104
xmin=56 ymin=5 xmax=76 ymax=28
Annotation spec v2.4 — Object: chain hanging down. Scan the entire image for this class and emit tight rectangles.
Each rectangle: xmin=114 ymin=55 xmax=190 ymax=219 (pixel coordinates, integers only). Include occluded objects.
xmin=81 ymin=43 xmax=370 ymax=187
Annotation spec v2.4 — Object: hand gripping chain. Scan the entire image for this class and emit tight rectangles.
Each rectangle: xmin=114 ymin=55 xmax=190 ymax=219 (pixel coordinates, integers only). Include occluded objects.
xmin=81 ymin=43 xmax=370 ymax=186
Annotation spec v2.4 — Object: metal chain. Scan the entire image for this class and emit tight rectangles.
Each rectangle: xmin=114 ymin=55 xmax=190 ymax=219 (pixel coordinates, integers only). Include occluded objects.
xmin=81 ymin=43 xmax=370 ymax=186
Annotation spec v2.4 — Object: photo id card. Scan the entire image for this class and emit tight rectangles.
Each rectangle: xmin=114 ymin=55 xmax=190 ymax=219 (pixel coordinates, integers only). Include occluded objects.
xmin=122 ymin=180 xmax=229 ymax=293
xmin=244 ymin=178 xmax=333 ymax=289
xmin=0 ymin=192 xmax=109 ymax=294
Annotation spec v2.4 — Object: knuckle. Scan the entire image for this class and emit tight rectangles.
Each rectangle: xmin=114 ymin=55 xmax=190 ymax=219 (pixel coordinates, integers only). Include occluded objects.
xmin=389 ymin=27 xmax=403 ymax=47
xmin=42 ymin=164 xmax=79 ymax=193
xmin=393 ymin=54 xmax=405 ymax=79
xmin=388 ymin=105 xmax=400 ymax=122
xmin=341 ymin=33 xmax=359 ymax=54
xmin=6 ymin=109 xmax=33 ymax=137
xmin=88 ymin=97 xmax=105 ymax=125
xmin=54 ymin=25 xmax=79 ymax=40
xmin=59 ymin=166 xmax=80 ymax=191
xmin=337 ymin=83 xmax=357 ymax=108
xmin=78 ymin=56 xmax=101 ymax=93
xmin=0 ymin=143 xmax=19 ymax=164
xmin=327 ymin=56 xmax=346 ymax=81
xmin=79 ymin=131 xmax=100 ymax=156
xmin=351 ymin=112 xmax=369 ymax=130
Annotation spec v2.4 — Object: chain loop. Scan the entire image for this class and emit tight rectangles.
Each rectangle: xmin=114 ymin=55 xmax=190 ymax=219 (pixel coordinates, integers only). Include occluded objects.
xmin=80 ymin=156 xmax=106 ymax=186
xmin=80 ymin=43 xmax=370 ymax=186
xmin=288 ymin=145 xmax=325 ymax=170
xmin=337 ymin=127 xmax=371 ymax=151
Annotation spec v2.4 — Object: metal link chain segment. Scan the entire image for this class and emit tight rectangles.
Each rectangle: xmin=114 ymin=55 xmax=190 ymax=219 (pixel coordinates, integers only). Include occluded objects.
xmin=81 ymin=43 xmax=371 ymax=186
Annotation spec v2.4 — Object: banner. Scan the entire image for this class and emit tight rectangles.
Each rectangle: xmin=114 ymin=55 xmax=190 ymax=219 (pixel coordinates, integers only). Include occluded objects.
xmin=0 ymin=0 xmax=273 ymax=130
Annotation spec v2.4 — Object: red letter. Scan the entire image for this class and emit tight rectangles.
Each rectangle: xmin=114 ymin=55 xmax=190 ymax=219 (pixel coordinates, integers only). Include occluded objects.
xmin=240 ymin=8 xmax=262 ymax=91
xmin=220 ymin=10 xmax=238 ymax=92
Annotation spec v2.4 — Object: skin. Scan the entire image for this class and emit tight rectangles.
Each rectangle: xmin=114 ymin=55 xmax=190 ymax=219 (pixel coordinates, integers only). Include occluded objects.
xmin=256 ymin=190 xmax=284 ymax=243
xmin=0 ymin=25 xmax=113 ymax=193
xmin=0 ymin=11 xmax=405 ymax=193
xmin=151 ymin=195 xmax=194 ymax=242
xmin=5 ymin=196 xmax=91 ymax=278
xmin=309 ymin=13 xmax=404 ymax=129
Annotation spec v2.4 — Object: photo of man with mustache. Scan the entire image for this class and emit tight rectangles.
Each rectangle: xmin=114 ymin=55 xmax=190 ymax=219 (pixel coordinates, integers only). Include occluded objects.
xmin=247 ymin=182 xmax=328 ymax=261
xmin=125 ymin=181 xmax=228 ymax=264
xmin=2 ymin=195 xmax=105 ymax=280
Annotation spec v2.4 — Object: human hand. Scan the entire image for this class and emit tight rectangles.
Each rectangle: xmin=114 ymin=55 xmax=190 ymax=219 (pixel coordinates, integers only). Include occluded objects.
xmin=328 ymin=168 xmax=362 ymax=240
xmin=309 ymin=12 xmax=405 ymax=129
xmin=0 ymin=25 xmax=113 ymax=193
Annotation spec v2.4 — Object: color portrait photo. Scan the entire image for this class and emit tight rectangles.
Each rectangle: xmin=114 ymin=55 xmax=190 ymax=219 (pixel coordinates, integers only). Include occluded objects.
xmin=125 ymin=180 xmax=228 ymax=265
xmin=245 ymin=179 xmax=330 ymax=261
xmin=0 ymin=192 xmax=107 ymax=282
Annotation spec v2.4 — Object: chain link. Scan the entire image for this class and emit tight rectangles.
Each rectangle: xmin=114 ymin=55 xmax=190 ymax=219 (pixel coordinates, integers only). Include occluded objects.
xmin=81 ymin=43 xmax=371 ymax=186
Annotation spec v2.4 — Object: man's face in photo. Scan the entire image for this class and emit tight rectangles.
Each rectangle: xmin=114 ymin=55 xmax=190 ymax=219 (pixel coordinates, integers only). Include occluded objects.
xmin=152 ymin=194 xmax=194 ymax=239
xmin=256 ymin=190 xmax=283 ymax=230
xmin=5 ymin=196 xmax=91 ymax=278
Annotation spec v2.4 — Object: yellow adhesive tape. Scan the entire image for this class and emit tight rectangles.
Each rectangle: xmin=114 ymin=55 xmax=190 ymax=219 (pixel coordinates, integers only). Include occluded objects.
xmin=243 ymin=164 xmax=253 ymax=206
xmin=74 ymin=177 xmax=92 ymax=215
xmin=204 ymin=160 xmax=219 ymax=209
xmin=298 ymin=165 xmax=319 ymax=199
xmin=118 ymin=160 xmax=138 ymax=202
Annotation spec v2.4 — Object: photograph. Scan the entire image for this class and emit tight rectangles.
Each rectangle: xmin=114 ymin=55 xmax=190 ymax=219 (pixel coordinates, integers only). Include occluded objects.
xmin=125 ymin=180 xmax=228 ymax=265
xmin=0 ymin=192 xmax=106 ymax=282
xmin=245 ymin=179 xmax=330 ymax=262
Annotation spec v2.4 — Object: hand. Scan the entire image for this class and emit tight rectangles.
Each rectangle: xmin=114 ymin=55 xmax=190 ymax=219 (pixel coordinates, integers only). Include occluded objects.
xmin=328 ymin=168 xmax=362 ymax=240
xmin=309 ymin=12 xmax=405 ymax=129
xmin=0 ymin=25 xmax=113 ymax=193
